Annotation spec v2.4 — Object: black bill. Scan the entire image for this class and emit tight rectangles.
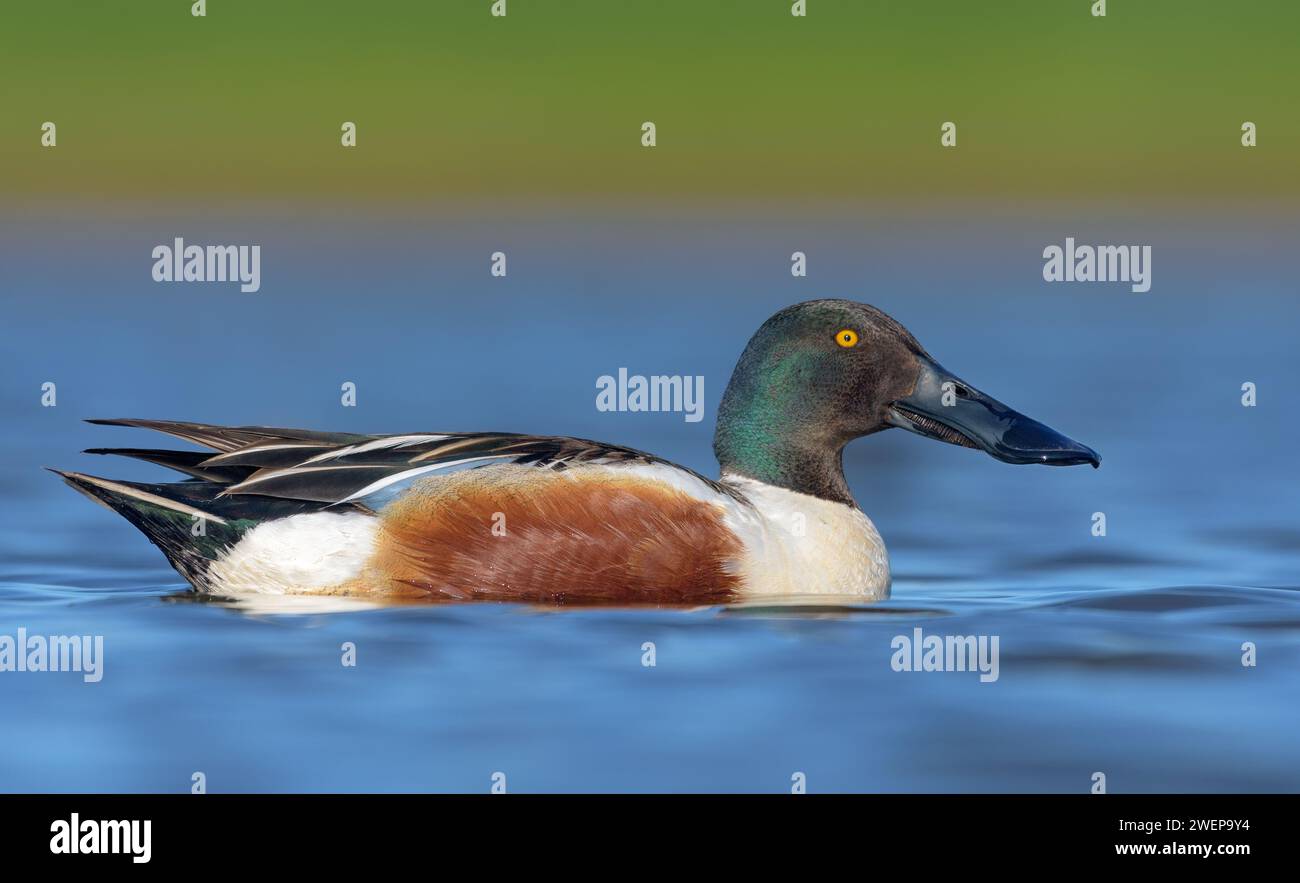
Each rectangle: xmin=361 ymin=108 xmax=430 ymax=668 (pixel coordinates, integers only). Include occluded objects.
xmin=887 ymin=356 xmax=1100 ymax=468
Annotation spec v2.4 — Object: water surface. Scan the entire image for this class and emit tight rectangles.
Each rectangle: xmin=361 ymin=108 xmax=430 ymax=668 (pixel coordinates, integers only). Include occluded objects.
xmin=2 ymin=204 xmax=1297 ymax=792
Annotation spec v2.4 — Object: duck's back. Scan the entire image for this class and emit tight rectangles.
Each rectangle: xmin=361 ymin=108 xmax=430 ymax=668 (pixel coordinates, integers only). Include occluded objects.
xmin=59 ymin=420 xmax=765 ymax=605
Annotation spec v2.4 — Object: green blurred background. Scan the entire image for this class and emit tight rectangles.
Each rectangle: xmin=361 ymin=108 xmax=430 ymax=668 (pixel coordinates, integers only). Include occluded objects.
xmin=2 ymin=0 xmax=1295 ymax=201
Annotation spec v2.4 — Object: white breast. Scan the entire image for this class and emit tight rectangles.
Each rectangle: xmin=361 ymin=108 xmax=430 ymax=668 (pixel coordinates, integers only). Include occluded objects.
xmin=566 ymin=462 xmax=891 ymax=600
xmin=718 ymin=474 xmax=890 ymax=600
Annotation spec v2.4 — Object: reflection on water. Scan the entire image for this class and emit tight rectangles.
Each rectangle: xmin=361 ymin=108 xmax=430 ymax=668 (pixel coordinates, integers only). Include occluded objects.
xmin=1 ymin=207 xmax=1298 ymax=792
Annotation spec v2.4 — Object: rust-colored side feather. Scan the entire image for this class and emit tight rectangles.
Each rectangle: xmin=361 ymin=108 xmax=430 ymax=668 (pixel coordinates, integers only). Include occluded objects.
xmin=352 ymin=465 xmax=743 ymax=605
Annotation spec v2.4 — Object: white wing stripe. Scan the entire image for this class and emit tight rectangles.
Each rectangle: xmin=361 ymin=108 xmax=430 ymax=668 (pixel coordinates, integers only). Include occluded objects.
xmin=223 ymin=464 xmax=390 ymax=493
xmin=339 ymin=455 xmax=514 ymax=502
xmin=205 ymin=443 xmax=331 ymax=464
xmin=300 ymin=434 xmax=449 ymax=464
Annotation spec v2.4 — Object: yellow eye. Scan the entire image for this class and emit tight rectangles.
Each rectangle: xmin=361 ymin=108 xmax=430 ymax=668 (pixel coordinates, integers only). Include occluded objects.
xmin=835 ymin=329 xmax=859 ymax=348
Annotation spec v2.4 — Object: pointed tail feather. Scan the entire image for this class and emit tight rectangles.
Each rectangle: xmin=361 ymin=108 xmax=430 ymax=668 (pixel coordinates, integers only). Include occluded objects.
xmin=85 ymin=418 xmax=369 ymax=452
xmin=51 ymin=466 xmax=351 ymax=589
xmin=83 ymin=448 xmax=255 ymax=483
xmin=50 ymin=469 xmax=251 ymax=588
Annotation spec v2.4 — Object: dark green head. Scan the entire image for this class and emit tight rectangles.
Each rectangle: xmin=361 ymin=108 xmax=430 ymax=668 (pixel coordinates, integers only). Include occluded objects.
xmin=713 ymin=299 xmax=1099 ymax=506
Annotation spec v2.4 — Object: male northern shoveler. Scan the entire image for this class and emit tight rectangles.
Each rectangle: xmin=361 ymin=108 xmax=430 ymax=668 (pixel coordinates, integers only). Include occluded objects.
xmin=54 ymin=300 xmax=1098 ymax=605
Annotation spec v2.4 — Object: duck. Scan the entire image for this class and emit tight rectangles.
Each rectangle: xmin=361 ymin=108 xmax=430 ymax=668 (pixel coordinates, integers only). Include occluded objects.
xmin=53 ymin=299 xmax=1099 ymax=606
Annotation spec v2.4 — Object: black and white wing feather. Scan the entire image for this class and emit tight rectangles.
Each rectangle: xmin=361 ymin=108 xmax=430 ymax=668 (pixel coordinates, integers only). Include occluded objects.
xmin=84 ymin=419 xmax=737 ymax=507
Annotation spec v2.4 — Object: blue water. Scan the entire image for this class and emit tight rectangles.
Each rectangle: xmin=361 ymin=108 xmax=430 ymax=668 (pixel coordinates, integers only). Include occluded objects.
xmin=2 ymin=203 xmax=1298 ymax=792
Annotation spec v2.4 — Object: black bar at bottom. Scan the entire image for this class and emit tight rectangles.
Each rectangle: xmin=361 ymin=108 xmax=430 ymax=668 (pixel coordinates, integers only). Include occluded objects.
xmin=1 ymin=794 xmax=1277 ymax=867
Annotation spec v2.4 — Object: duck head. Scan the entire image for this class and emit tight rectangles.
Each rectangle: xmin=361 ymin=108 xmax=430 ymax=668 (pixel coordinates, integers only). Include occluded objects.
xmin=713 ymin=299 xmax=1100 ymax=506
